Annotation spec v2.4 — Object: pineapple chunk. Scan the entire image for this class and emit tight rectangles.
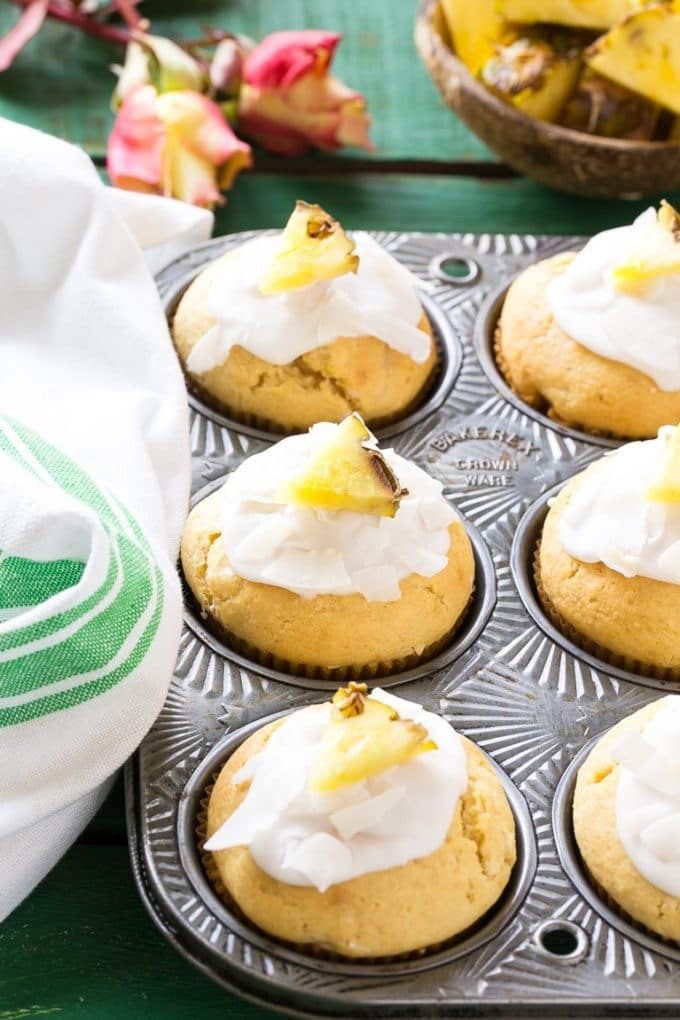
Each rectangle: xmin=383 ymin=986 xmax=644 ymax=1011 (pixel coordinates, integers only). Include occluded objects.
xmin=587 ymin=4 xmax=680 ymax=115
xmin=611 ymin=201 xmax=680 ymax=292
xmin=280 ymin=413 xmax=408 ymax=517
xmin=309 ymin=683 xmax=437 ymax=793
xmin=500 ymin=0 xmax=640 ymax=30
xmin=561 ymin=68 xmax=660 ymax=138
xmin=647 ymin=425 xmax=680 ymax=502
xmin=259 ymin=200 xmax=358 ymax=295
xmin=481 ymin=31 xmax=583 ymax=122
xmin=440 ymin=0 xmax=510 ymax=76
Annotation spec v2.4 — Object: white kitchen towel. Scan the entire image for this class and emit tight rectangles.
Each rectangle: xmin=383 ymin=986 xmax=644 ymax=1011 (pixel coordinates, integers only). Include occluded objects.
xmin=0 ymin=118 xmax=211 ymax=920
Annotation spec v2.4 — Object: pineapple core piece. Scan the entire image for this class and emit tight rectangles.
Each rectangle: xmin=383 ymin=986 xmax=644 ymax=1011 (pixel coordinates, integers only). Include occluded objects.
xmin=647 ymin=425 xmax=680 ymax=503
xmin=481 ymin=32 xmax=583 ymax=123
xmin=561 ymin=69 xmax=660 ymax=140
xmin=280 ymin=413 xmax=408 ymax=517
xmin=259 ymin=200 xmax=358 ymax=295
xmin=309 ymin=683 xmax=437 ymax=793
xmin=586 ymin=4 xmax=680 ymax=115
xmin=611 ymin=201 xmax=680 ymax=292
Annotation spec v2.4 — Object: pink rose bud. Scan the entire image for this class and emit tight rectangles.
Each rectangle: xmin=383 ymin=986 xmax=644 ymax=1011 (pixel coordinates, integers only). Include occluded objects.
xmin=238 ymin=29 xmax=373 ymax=156
xmin=112 ymin=33 xmax=206 ymax=109
xmin=107 ymin=84 xmax=252 ymax=208
xmin=209 ymin=38 xmax=243 ymax=98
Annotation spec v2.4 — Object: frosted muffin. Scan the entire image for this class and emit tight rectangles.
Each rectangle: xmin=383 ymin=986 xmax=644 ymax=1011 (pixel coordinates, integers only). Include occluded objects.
xmin=181 ymin=414 xmax=475 ymax=678
xmin=497 ymin=202 xmax=680 ymax=438
xmin=204 ymin=683 xmax=517 ymax=958
xmin=574 ymin=697 xmax=680 ymax=942
xmin=536 ymin=424 xmax=680 ymax=677
xmin=172 ymin=201 xmax=437 ymax=432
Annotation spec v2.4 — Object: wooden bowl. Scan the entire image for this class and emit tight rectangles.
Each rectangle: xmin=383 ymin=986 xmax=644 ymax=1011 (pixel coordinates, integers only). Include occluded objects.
xmin=415 ymin=0 xmax=680 ymax=198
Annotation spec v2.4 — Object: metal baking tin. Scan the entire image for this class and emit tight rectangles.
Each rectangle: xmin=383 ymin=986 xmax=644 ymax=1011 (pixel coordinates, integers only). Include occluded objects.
xmin=127 ymin=229 xmax=680 ymax=1018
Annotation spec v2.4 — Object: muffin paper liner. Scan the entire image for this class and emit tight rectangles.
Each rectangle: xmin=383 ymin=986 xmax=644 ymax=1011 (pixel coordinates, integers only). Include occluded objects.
xmin=532 ymin=539 xmax=680 ymax=684
xmin=191 ymin=584 xmax=474 ymax=685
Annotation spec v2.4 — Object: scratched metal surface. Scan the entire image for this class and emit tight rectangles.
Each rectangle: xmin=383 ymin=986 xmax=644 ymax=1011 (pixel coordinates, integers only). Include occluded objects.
xmin=126 ymin=231 xmax=680 ymax=1018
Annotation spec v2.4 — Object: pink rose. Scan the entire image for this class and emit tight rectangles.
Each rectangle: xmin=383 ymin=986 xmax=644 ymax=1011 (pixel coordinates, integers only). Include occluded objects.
xmin=107 ymin=84 xmax=252 ymax=208
xmin=238 ymin=30 xmax=373 ymax=156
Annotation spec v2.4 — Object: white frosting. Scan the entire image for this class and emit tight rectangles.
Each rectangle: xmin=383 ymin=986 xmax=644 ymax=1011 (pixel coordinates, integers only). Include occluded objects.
xmin=217 ymin=423 xmax=458 ymax=602
xmin=559 ymin=427 xmax=680 ymax=585
xmin=547 ymin=208 xmax=680 ymax=391
xmin=614 ymin=697 xmax=680 ymax=898
xmin=186 ymin=232 xmax=431 ymax=372
xmin=204 ymin=689 xmax=468 ymax=892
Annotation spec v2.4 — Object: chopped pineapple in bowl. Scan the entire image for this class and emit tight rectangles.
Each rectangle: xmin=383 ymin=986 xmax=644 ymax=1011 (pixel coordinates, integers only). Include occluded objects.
xmin=415 ymin=0 xmax=680 ymax=196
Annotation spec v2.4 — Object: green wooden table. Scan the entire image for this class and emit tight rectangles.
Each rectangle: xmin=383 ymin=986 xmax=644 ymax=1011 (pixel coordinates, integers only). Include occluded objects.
xmin=0 ymin=2 xmax=676 ymax=1016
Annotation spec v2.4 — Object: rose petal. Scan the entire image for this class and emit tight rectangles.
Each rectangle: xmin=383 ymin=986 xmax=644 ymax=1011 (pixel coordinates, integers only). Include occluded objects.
xmin=111 ymin=40 xmax=152 ymax=111
xmin=146 ymin=34 xmax=205 ymax=94
xmin=163 ymin=140 xmax=222 ymax=207
xmin=238 ymin=71 xmax=373 ymax=154
xmin=243 ymin=30 xmax=341 ymax=89
xmin=107 ymin=84 xmax=165 ymax=190
xmin=157 ymin=90 xmax=252 ymax=166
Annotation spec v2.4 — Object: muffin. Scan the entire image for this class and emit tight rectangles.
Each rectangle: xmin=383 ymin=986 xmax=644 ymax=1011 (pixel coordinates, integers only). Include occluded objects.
xmin=497 ymin=202 xmax=680 ymax=438
xmin=536 ymin=424 xmax=680 ymax=677
xmin=181 ymin=414 xmax=475 ymax=678
xmin=204 ymin=683 xmax=517 ymax=958
xmin=172 ymin=201 xmax=437 ymax=432
xmin=573 ymin=696 xmax=680 ymax=942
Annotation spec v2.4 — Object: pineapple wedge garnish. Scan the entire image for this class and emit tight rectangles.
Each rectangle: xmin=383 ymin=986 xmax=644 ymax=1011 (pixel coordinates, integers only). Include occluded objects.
xmin=279 ymin=413 xmax=408 ymax=518
xmin=611 ymin=201 xmax=680 ymax=292
xmin=481 ymin=31 xmax=583 ymax=123
xmin=309 ymin=683 xmax=437 ymax=793
xmin=647 ymin=424 xmax=680 ymax=503
xmin=499 ymin=0 xmax=639 ymax=30
xmin=440 ymin=0 xmax=510 ymax=76
xmin=259 ymin=200 xmax=358 ymax=295
xmin=586 ymin=4 xmax=680 ymax=115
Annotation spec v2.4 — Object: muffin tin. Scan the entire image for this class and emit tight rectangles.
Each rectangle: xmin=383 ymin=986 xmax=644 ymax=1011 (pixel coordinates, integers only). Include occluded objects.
xmin=127 ymin=229 xmax=680 ymax=1017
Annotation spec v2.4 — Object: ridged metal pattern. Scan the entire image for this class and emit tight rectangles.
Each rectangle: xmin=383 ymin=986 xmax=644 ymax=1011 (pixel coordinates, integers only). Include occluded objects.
xmin=128 ymin=230 xmax=680 ymax=1018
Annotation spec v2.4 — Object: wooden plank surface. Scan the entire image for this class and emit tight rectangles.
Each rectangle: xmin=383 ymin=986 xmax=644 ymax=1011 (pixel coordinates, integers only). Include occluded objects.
xmin=0 ymin=0 xmax=491 ymax=163
xmin=0 ymin=843 xmax=277 ymax=1020
xmin=213 ymin=170 xmax=680 ymax=236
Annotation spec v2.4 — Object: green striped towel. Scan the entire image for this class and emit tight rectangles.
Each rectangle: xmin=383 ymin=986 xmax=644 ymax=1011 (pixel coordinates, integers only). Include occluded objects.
xmin=0 ymin=118 xmax=211 ymax=919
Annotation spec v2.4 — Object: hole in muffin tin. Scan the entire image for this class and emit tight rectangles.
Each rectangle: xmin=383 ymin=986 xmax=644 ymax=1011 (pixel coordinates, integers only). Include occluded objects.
xmin=532 ymin=920 xmax=589 ymax=965
xmin=553 ymin=739 xmax=680 ymax=963
xmin=511 ymin=483 xmax=678 ymax=694
xmin=430 ymin=253 xmax=481 ymax=286
xmin=160 ymin=241 xmax=462 ymax=443
xmin=473 ymin=280 xmax=620 ymax=451
xmin=182 ymin=476 xmax=496 ymax=692
xmin=176 ymin=708 xmax=537 ymax=977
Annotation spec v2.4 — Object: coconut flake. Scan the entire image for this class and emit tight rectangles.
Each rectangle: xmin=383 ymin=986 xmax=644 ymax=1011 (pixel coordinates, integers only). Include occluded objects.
xmin=640 ymin=814 xmax=680 ymax=862
xmin=330 ymin=785 xmax=406 ymax=840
